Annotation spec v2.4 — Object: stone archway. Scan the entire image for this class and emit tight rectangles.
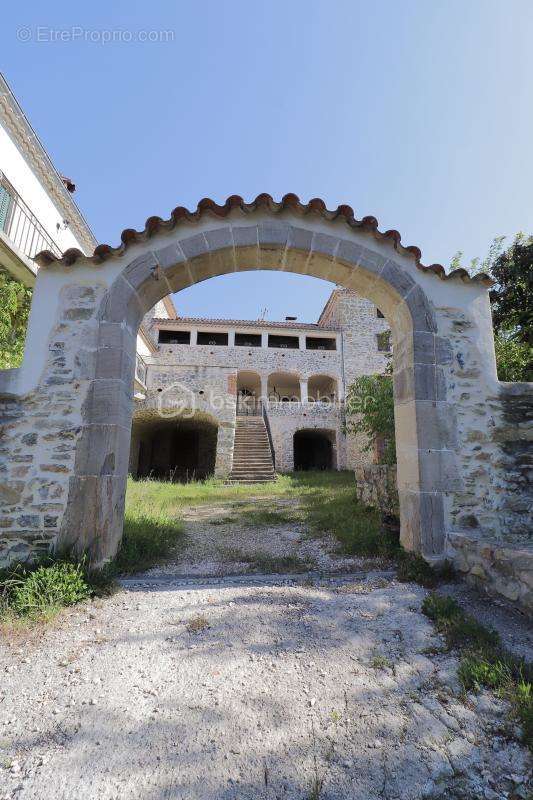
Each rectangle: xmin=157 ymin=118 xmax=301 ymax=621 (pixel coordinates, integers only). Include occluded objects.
xmin=0 ymin=194 xmax=505 ymax=569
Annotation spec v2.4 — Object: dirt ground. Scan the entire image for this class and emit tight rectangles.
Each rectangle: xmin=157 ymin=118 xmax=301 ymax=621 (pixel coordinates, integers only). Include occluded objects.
xmin=0 ymin=499 xmax=531 ymax=800
xmin=142 ymin=497 xmax=392 ymax=578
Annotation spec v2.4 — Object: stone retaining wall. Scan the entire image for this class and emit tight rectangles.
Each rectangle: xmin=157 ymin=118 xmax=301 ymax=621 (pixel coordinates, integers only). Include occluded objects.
xmin=448 ymin=532 xmax=533 ymax=616
xmin=355 ymin=463 xmax=398 ymax=516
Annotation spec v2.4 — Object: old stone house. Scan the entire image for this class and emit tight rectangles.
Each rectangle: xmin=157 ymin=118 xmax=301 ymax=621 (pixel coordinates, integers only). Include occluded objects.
xmin=130 ymin=288 xmax=391 ymax=482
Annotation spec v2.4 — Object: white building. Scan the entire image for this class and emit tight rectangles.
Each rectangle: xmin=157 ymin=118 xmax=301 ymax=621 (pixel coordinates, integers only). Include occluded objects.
xmin=0 ymin=73 xmax=96 ymax=284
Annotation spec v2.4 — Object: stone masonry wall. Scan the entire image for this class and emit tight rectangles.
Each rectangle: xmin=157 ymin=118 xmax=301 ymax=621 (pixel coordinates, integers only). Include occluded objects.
xmin=132 ymin=362 xmax=237 ymax=477
xmin=355 ymin=464 xmax=399 ymax=516
xmin=0 ymin=283 xmax=106 ymax=567
xmin=268 ymin=404 xmax=344 ymax=472
xmin=448 ymin=532 xmax=533 ymax=616
xmin=319 ymin=290 xmax=391 ymax=469
xmin=436 ymin=307 xmax=533 ymax=541
xmin=152 ymin=342 xmax=343 ymax=385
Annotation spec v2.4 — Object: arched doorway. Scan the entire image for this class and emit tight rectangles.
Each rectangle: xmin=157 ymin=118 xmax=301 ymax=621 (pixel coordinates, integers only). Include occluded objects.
xmin=0 ymin=193 xmax=502 ymax=568
xmin=307 ymin=375 xmax=338 ymax=402
xmin=130 ymin=412 xmax=218 ymax=482
xmin=294 ymin=430 xmax=335 ymax=470
xmin=236 ymin=370 xmax=261 ymax=414
xmin=267 ymin=372 xmax=301 ymax=402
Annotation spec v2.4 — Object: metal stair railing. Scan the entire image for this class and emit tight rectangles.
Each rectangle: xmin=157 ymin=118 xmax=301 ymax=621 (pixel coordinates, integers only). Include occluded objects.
xmin=260 ymin=400 xmax=276 ymax=470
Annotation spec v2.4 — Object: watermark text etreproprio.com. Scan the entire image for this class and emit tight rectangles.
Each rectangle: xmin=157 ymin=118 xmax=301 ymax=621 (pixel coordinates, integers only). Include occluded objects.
xmin=17 ymin=26 xmax=175 ymax=44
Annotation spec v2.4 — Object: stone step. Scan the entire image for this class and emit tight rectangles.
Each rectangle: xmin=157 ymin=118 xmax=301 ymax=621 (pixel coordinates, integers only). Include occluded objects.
xmin=226 ymin=479 xmax=277 ymax=485
xmin=233 ymin=460 xmax=272 ymax=471
xmin=229 ymin=472 xmax=276 ymax=481
xmin=230 ymin=414 xmax=275 ymax=484
xmin=230 ymin=464 xmax=275 ymax=471
xmin=230 ymin=467 xmax=276 ymax=474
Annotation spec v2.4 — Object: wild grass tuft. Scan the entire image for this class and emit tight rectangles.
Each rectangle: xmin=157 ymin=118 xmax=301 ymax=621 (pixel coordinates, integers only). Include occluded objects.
xmin=422 ymin=592 xmax=533 ymax=751
xmin=397 ymin=553 xmax=454 ymax=588
xmin=1 ymin=560 xmax=91 ymax=622
xmin=112 ymin=509 xmax=185 ymax=574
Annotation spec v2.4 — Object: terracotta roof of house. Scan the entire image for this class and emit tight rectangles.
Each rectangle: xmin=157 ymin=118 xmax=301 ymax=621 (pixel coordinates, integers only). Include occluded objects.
xmin=33 ymin=193 xmax=491 ymax=285
xmin=152 ymin=316 xmax=340 ymax=332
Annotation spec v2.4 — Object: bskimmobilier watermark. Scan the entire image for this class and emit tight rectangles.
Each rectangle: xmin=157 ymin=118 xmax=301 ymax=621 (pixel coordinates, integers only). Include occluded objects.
xmin=155 ymin=382 xmax=335 ymax=420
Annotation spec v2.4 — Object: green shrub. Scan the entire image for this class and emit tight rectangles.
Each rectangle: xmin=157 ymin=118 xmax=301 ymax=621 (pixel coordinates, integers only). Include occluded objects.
xmin=422 ymin=592 xmax=532 ymax=751
xmin=458 ymin=656 xmax=512 ymax=692
xmin=344 ymin=373 xmax=396 ymax=465
xmin=7 ymin=562 xmax=91 ymax=617
xmin=422 ymin=592 xmax=461 ymax=621
xmin=397 ymin=554 xmax=455 ymax=589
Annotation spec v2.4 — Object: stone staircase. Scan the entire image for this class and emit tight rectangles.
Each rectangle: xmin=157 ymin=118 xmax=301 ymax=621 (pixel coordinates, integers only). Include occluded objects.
xmin=228 ymin=416 xmax=276 ymax=484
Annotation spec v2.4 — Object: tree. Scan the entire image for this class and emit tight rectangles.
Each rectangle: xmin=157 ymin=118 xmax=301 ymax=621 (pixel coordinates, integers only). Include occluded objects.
xmin=490 ymin=233 xmax=533 ymax=346
xmin=494 ymin=330 xmax=533 ymax=382
xmin=345 ymin=373 xmax=396 ymax=465
xmin=0 ymin=271 xmax=32 ymax=369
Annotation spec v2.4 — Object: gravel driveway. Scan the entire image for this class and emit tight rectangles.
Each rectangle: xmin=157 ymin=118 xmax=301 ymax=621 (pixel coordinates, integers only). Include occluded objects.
xmin=1 ymin=572 xmax=531 ymax=800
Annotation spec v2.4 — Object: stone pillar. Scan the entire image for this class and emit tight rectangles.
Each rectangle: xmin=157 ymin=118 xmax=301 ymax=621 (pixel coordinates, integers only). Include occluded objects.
xmin=299 ymin=377 xmax=308 ymax=403
xmin=260 ymin=374 xmax=269 ymax=403
xmin=214 ymin=422 xmax=235 ymax=477
xmin=299 ymin=334 xmax=306 ymax=350
xmin=190 ymin=329 xmax=198 ymax=346
xmin=228 ymin=330 xmax=235 ymax=347
xmin=261 ymin=332 xmax=268 ymax=348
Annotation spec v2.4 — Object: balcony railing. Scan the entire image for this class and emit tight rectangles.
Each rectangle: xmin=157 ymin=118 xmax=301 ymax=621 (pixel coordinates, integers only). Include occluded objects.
xmin=0 ymin=182 xmax=62 ymax=261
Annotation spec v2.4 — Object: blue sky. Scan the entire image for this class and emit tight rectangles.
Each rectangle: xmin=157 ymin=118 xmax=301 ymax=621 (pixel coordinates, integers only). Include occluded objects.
xmin=2 ymin=0 xmax=532 ymax=322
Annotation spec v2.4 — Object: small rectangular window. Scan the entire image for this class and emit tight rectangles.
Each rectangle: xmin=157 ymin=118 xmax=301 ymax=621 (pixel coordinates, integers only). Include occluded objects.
xmin=197 ymin=331 xmax=228 ymax=346
xmin=306 ymin=337 xmax=336 ymax=351
xmin=377 ymin=331 xmax=392 ymax=352
xmin=268 ymin=334 xmax=299 ymax=349
xmin=158 ymin=329 xmax=190 ymax=345
xmin=235 ymin=332 xmax=262 ymax=347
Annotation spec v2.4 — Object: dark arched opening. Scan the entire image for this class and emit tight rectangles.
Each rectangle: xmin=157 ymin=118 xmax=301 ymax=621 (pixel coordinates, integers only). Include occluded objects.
xmin=294 ymin=430 xmax=334 ymax=471
xmin=131 ymin=417 xmax=218 ymax=482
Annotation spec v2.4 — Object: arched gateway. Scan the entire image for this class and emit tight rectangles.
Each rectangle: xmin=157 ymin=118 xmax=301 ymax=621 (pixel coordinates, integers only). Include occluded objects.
xmin=0 ymin=194 xmax=516 ymax=569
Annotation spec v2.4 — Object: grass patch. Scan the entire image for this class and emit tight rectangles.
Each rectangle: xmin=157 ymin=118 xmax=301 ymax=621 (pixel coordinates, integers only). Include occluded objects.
xmin=370 ymin=653 xmax=392 ymax=670
xmin=112 ymin=509 xmax=185 ymax=574
xmin=422 ymin=592 xmax=533 ymax=751
xmin=125 ymin=471 xmax=399 ymax=560
xmin=396 ymin=552 xmax=454 ymax=588
xmin=0 ymin=560 xmax=91 ymax=623
xmin=305 ymin=496 xmax=398 ymax=558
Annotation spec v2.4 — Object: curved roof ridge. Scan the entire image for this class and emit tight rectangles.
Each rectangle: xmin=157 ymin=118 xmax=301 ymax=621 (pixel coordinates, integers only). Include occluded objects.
xmin=33 ymin=193 xmax=492 ymax=286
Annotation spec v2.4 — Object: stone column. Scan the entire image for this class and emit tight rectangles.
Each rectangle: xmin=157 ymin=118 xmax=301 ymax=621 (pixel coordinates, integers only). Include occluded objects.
xmin=299 ymin=377 xmax=308 ymax=403
xmin=228 ymin=330 xmax=235 ymax=347
xmin=261 ymin=331 xmax=268 ymax=348
xmin=214 ymin=422 xmax=235 ymax=477
xmin=260 ymin=374 xmax=269 ymax=403
xmin=299 ymin=334 xmax=306 ymax=350
xmin=190 ymin=329 xmax=198 ymax=346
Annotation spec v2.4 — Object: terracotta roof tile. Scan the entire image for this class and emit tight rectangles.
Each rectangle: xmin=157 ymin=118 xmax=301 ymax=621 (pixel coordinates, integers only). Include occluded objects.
xmin=34 ymin=193 xmax=492 ymax=285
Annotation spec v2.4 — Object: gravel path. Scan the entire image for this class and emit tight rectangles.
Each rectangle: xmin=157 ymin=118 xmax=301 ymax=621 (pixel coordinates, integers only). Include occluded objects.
xmin=1 ymin=573 xmax=531 ymax=800
xmin=143 ymin=498 xmax=392 ymax=578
